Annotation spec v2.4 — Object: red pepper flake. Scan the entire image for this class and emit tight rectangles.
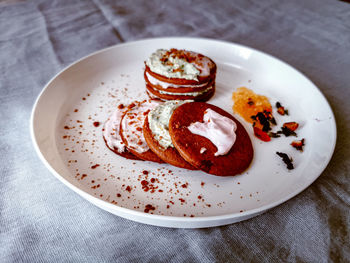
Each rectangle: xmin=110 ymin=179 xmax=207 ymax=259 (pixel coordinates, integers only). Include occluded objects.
xmin=172 ymin=68 xmax=184 ymax=73
xmin=144 ymin=204 xmax=156 ymax=213
xmin=201 ymin=182 xmax=205 ymax=187
xmin=141 ymin=180 xmax=148 ymax=186
xmin=142 ymin=170 xmax=149 ymax=175
xmin=125 ymin=186 xmax=132 ymax=192
xmin=74 ymin=109 xmax=78 ymax=112
xmin=251 ymin=111 xmax=276 ymax=133
xmin=276 ymin=102 xmax=289 ymax=116
xmin=64 ymin=126 xmax=70 ymax=130
xmin=136 ymin=127 xmax=142 ymax=131
xmin=91 ymin=164 xmax=100 ymax=169
xmin=118 ymin=104 xmax=125 ymax=109
xmin=181 ymin=183 xmax=188 ymax=188
xmin=276 ymin=152 xmax=294 ymax=170
xmin=81 ymin=174 xmax=87 ymax=179
xmin=143 ymin=110 xmax=151 ymax=116
xmin=82 ymin=97 xmax=86 ymax=100
xmin=270 ymin=121 xmax=300 ymax=138
xmin=116 ymin=193 xmax=121 ymax=197
xmin=150 ymin=178 xmax=156 ymax=183
xmin=291 ymin=138 xmax=305 ymax=152
xmin=253 ymin=127 xmax=271 ymax=142
xmin=93 ymin=121 xmax=100 ymax=127
xmin=277 ymin=107 xmax=285 ymax=115
xmin=197 ymin=195 xmax=202 ymax=200
xmin=280 ymin=122 xmax=299 ymax=137
xmin=179 ymin=198 xmax=185 ymax=203
xmin=160 ymin=57 xmax=167 ymax=63
xmin=283 ymin=122 xmax=299 ymax=131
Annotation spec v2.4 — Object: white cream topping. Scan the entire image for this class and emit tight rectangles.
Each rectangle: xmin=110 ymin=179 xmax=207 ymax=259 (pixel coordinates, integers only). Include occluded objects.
xmin=146 ymin=49 xmax=213 ymax=81
xmin=158 ymin=86 xmax=213 ymax=96
xmin=121 ymin=100 xmax=162 ymax=153
xmin=188 ymin=109 xmax=237 ymax=156
xmin=200 ymin=147 xmax=207 ymax=154
xmin=148 ymin=100 xmax=191 ymax=149
xmin=146 ymin=72 xmax=208 ymax=89
xmin=103 ymin=105 xmax=128 ymax=153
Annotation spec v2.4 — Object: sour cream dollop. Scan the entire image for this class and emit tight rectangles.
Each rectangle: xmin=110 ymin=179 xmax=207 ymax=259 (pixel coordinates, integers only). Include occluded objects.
xmin=188 ymin=109 xmax=237 ymax=156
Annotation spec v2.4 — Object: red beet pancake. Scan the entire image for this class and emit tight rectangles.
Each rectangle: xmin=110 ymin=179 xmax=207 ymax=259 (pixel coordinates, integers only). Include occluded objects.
xmin=145 ymin=83 xmax=215 ymax=102
xmin=144 ymin=70 xmax=214 ymax=93
xmin=169 ymin=102 xmax=254 ymax=176
xmin=102 ymin=103 xmax=140 ymax=160
xmin=120 ymin=100 xmax=164 ymax=163
xmin=143 ymin=115 xmax=196 ymax=170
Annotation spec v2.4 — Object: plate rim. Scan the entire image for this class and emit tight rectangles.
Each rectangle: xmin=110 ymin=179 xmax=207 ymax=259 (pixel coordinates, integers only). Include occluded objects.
xmin=30 ymin=36 xmax=337 ymax=226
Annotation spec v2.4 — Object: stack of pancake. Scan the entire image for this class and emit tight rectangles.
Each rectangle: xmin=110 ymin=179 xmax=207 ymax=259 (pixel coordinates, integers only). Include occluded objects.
xmin=144 ymin=49 xmax=217 ymax=101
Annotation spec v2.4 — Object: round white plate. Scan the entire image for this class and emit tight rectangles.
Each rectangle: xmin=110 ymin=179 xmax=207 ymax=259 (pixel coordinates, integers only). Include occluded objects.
xmin=31 ymin=37 xmax=336 ymax=228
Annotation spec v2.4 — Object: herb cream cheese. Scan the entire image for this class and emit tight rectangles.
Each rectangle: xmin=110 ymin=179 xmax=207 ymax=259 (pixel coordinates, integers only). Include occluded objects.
xmin=146 ymin=49 xmax=200 ymax=81
xmin=148 ymin=100 xmax=191 ymax=148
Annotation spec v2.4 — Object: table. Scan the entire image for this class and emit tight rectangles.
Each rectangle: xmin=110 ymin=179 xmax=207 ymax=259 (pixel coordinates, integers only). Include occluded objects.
xmin=1 ymin=0 xmax=349 ymax=261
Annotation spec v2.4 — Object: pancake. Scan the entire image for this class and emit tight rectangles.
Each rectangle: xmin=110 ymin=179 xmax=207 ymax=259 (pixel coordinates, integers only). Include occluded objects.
xmin=144 ymin=70 xmax=214 ymax=93
xmin=144 ymin=49 xmax=216 ymax=101
xmin=143 ymin=101 xmax=196 ymax=170
xmin=119 ymin=100 xmax=164 ymax=163
xmin=102 ymin=103 xmax=140 ymax=160
xmin=169 ymin=102 xmax=254 ymax=176
xmin=145 ymin=83 xmax=215 ymax=102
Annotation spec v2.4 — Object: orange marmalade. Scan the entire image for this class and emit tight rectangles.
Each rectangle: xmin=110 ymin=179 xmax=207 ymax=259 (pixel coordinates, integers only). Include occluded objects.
xmin=232 ymin=87 xmax=272 ymax=123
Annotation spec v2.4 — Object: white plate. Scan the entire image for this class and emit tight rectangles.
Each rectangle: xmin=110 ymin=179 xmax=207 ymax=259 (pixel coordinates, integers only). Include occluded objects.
xmin=31 ymin=37 xmax=336 ymax=228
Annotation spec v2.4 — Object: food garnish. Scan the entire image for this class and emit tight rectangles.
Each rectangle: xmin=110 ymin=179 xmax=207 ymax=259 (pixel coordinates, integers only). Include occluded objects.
xmin=253 ymin=126 xmax=271 ymax=142
xmin=291 ymin=139 xmax=305 ymax=151
xmin=232 ymin=87 xmax=272 ymax=123
xmin=276 ymin=101 xmax=289 ymax=116
xmin=276 ymin=152 xmax=294 ymax=170
xmin=281 ymin=122 xmax=299 ymax=137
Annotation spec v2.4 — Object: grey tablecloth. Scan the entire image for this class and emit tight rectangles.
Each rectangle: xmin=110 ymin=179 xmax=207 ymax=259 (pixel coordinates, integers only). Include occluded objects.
xmin=1 ymin=0 xmax=349 ymax=262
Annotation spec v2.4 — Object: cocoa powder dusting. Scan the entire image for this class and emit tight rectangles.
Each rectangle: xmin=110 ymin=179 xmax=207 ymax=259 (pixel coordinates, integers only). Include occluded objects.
xmin=91 ymin=164 xmax=100 ymax=169
xmin=144 ymin=204 xmax=156 ymax=213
